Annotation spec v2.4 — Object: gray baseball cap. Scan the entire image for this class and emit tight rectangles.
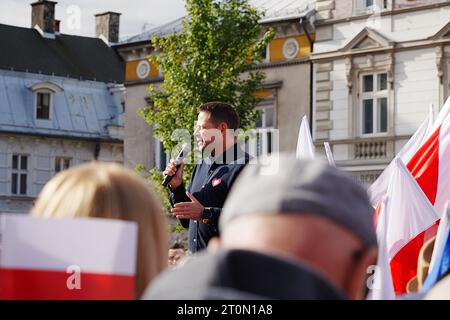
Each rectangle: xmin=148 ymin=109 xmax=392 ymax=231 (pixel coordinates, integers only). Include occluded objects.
xmin=220 ymin=153 xmax=377 ymax=247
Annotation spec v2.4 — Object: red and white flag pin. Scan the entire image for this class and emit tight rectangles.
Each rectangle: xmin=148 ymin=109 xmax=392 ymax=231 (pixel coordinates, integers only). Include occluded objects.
xmin=212 ymin=178 xmax=222 ymax=187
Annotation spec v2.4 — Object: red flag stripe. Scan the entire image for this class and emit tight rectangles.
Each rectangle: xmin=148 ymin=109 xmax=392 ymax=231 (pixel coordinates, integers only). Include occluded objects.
xmin=407 ymin=125 xmax=441 ymax=205
xmin=389 ymin=222 xmax=439 ymax=295
xmin=0 ymin=268 xmax=135 ymax=300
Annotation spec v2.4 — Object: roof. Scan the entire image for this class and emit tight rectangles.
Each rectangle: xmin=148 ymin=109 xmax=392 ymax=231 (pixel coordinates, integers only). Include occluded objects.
xmin=0 ymin=69 xmax=123 ymax=141
xmin=118 ymin=16 xmax=186 ymax=45
xmin=118 ymin=0 xmax=315 ymax=46
xmin=0 ymin=23 xmax=124 ymax=83
xmin=252 ymin=0 xmax=316 ymax=23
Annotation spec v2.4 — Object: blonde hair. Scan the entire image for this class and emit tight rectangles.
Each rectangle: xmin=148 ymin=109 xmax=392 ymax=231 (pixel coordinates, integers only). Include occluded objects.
xmin=32 ymin=162 xmax=169 ymax=298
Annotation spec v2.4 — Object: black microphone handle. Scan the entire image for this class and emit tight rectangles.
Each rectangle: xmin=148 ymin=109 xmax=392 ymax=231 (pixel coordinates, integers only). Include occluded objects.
xmin=162 ymin=163 xmax=182 ymax=187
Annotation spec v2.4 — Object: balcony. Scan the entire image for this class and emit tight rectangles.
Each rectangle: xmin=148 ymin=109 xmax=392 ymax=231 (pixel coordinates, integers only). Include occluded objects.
xmin=355 ymin=139 xmax=387 ymax=160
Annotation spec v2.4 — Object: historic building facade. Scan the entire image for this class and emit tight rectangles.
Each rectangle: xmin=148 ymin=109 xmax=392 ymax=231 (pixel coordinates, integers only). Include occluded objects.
xmin=0 ymin=0 xmax=125 ymax=213
xmin=312 ymin=0 xmax=450 ymax=185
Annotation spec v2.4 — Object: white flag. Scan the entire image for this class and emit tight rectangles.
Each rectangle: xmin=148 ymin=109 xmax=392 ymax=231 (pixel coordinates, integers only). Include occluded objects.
xmin=296 ymin=115 xmax=315 ymax=159
xmin=323 ymin=142 xmax=335 ymax=166
xmin=368 ymin=197 xmax=395 ymax=300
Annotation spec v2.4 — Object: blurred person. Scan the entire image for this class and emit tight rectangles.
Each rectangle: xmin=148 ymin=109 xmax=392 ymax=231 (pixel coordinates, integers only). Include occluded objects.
xmin=143 ymin=154 xmax=378 ymax=300
xmin=32 ymin=162 xmax=169 ymax=298
xmin=168 ymin=242 xmax=191 ymax=268
xmin=397 ymin=237 xmax=435 ymax=300
xmin=163 ymin=102 xmax=250 ymax=253
xmin=406 ymin=237 xmax=435 ymax=294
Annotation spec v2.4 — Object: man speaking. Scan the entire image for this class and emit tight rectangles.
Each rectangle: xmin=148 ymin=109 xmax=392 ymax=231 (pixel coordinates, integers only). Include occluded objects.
xmin=163 ymin=102 xmax=250 ymax=253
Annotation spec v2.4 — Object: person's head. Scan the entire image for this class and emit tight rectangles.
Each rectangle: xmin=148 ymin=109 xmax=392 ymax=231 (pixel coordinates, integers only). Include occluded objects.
xmin=32 ymin=162 xmax=169 ymax=298
xmin=211 ymin=154 xmax=378 ymax=300
xmin=194 ymin=101 xmax=239 ymax=153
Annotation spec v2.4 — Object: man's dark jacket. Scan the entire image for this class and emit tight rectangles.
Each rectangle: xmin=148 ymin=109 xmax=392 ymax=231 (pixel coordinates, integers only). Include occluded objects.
xmin=169 ymin=143 xmax=249 ymax=253
xmin=142 ymin=249 xmax=347 ymax=300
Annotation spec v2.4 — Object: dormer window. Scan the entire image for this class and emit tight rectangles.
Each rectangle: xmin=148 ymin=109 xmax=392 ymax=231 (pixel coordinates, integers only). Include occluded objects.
xmin=28 ymin=81 xmax=63 ymax=121
xmin=36 ymin=92 xmax=51 ymax=120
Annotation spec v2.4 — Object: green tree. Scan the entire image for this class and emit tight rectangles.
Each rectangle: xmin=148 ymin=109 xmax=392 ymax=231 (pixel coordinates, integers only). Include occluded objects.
xmin=139 ymin=0 xmax=274 ymax=200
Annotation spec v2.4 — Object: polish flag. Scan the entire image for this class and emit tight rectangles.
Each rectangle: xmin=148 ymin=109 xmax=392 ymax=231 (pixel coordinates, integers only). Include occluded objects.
xmin=0 ymin=214 xmax=137 ymax=300
xmin=407 ymin=97 xmax=450 ymax=215
xmin=368 ymin=105 xmax=435 ymax=207
xmin=296 ymin=115 xmax=315 ymax=159
xmin=382 ymin=158 xmax=439 ymax=295
xmin=370 ymin=98 xmax=450 ymax=295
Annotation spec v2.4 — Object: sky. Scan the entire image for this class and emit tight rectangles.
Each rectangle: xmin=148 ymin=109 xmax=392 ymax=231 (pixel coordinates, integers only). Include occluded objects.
xmin=0 ymin=0 xmax=187 ymax=40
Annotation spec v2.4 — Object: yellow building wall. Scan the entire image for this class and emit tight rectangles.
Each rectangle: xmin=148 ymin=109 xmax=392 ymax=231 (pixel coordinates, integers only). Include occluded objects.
xmin=253 ymin=89 xmax=273 ymax=99
xmin=269 ymin=34 xmax=315 ymax=62
xmin=125 ymin=58 xmax=160 ymax=82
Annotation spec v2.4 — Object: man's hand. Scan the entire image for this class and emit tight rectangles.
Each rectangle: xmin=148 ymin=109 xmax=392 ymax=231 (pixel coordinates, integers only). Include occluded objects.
xmin=163 ymin=160 xmax=184 ymax=189
xmin=171 ymin=193 xmax=204 ymax=220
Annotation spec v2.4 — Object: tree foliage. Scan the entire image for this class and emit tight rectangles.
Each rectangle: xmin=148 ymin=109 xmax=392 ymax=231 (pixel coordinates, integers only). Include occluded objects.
xmin=140 ymin=0 xmax=274 ymax=154
xmin=139 ymin=0 xmax=274 ymax=210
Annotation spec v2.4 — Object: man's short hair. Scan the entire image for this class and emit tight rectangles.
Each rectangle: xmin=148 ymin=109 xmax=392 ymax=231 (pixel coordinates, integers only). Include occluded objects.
xmin=197 ymin=101 xmax=240 ymax=130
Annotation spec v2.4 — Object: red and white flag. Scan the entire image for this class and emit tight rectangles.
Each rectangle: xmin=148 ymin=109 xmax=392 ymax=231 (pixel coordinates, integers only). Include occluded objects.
xmin=407 ymin=97 xmax=450 ymax=215
xmin=368 ymin=105 xmax=435 ymax=207
xmin=369 ymin=98 xmax=450 ymax=296
xmin=0 ymin=214 xmax=137 ymax=300
xmin=382 ymin=158 xmax=439 ymax=295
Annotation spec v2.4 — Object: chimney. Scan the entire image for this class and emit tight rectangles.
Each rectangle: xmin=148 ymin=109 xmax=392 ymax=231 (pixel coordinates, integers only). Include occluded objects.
xmin=54 ymin=19 xmax=60 ymax=33
xmin=31 ymin=0 xmax=57 ymax=34
xmin=95 ymin=12 xmax=121 ymax=44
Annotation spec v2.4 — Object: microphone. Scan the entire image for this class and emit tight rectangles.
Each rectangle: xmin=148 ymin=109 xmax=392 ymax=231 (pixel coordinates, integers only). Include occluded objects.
xmin=162 ymin=143 xmax=191 ymax=188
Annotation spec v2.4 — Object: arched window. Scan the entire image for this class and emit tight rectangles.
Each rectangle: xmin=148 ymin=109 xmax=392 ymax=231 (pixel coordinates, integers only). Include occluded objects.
xmin=28 ymin=82 xmax=63 ymax=120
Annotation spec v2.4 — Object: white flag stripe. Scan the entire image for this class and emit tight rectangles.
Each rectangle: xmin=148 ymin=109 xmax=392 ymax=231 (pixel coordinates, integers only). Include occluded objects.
xmin=324 ymin=142 xmax=336 ymax=167
xmin=296 ymin=115 xmax=315 ymax=159
xmin=0 ymin=214 xmax=137 ymax=275
xmin=434 ymin=108 xmax=450 ymax=215
xmin=385 ymin=158 xmax=439 ymax=259
xmin=427 ymin=96 xmax=450 ymax=141
xmin=369 ymin=197 xmax=395 ymax=300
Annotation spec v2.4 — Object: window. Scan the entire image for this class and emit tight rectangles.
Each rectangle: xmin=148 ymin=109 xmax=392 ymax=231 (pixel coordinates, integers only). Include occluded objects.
xmin=36 ymin=92 xmax=51 ymax=120
xmin=360 ymin=73 xmax=388 ymax=135
xmin=259 ymin=44 xmax=270 ymax=63
xmin=55 ymin=157 xmax=71 ymax=173
xmin=255 ymin=105 xmax=277 ymax=156
xmin=355 ymin=0 xmax=388 ymax=14
xmin=11 ymin=154 xmax=28 ymax=195
xmin=155 ymin=140 xmax=168 ymax=171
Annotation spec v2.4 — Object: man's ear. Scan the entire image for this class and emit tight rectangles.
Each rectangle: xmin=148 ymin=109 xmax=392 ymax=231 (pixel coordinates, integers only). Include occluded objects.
xmin=207 ymin=236 xmax=221 ymax=252
xmin=219 ymin=122 xmax=228 ymax=134
xmin=346 ymin=247 xmax=378 ymax=300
